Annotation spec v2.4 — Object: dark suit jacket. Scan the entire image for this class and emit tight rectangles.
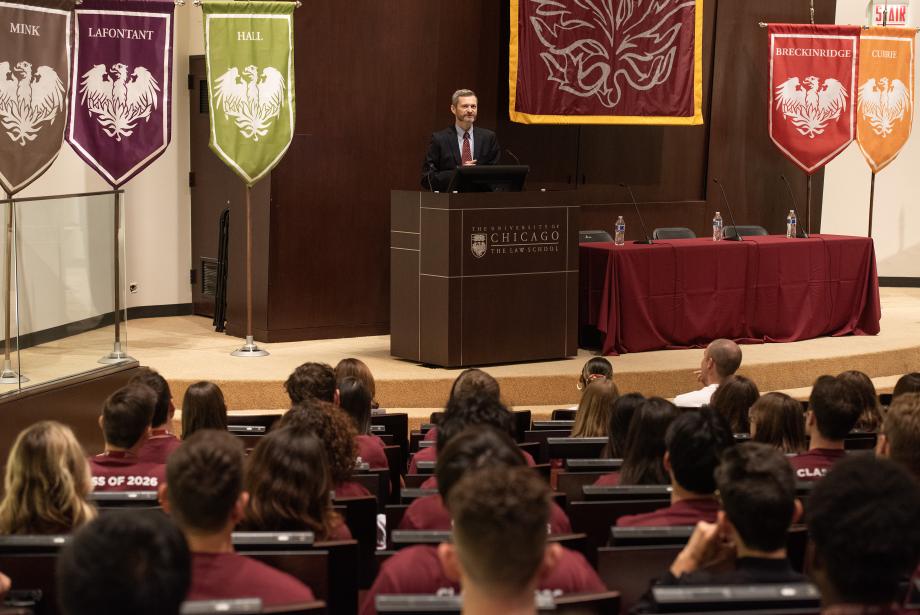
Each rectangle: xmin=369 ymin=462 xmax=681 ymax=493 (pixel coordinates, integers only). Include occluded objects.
xmin=421 ymin=125 xmax=501 ymax=191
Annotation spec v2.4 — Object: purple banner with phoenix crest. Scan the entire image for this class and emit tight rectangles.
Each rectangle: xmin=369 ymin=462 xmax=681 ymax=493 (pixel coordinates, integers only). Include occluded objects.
xmin=0 ymin=0 xmax=74 ymax=196
xmin=67 ymin=0 xmax=173 ymax=188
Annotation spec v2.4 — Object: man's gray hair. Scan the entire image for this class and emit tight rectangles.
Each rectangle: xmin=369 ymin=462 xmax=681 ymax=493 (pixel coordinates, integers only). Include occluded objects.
xmin=452 ymin=89 xmax=477 ymax=105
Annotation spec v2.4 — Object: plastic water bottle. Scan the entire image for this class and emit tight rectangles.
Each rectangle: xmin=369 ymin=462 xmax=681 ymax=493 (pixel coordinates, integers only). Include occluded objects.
xmin=786 ymin=210 xmax=797 ymax=238
xmin=614 ymin=216 xmax=625 ymax=246
xmin=712 ymin=212 xmax=723 ymax=242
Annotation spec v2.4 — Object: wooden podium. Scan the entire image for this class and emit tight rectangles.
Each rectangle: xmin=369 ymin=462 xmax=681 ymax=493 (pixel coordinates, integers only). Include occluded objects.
xmin=390 ymin=190 xmax=579 ymax=367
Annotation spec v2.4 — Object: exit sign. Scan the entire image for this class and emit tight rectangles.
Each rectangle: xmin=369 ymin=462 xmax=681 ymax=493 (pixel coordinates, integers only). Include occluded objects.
xmin=874 ymin=3 xmax=909 ymax=25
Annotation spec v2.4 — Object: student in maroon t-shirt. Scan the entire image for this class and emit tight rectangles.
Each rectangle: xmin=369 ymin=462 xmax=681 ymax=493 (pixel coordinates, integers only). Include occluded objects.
xmin=239 ymin=427 xmax=351 ymax=540
xmin=400 ymin=426 xmax=571 ymax=534
xmin=89 ymin=383 xmax=166 ymax=492
xmin=617 ymin=407 xmax=733 ymax=527
xmin=338 ymin=376 xmax=389 ymax=470
xmin=278 ymin=399 xmax=372 ymax=498
xmin=160 ymin=430 xmax=315 ymax=607
xmin=790 ymin=375 xmax=862 ymax=481
xmin=364 ymin=465 xmax=603 ymax=615
xmin=595 ymin=396 xmax=675 ymax=487
xmin=133 ymin=367 xmax=182 ymax=464
xmin=57 ymin=509 xmax=190 ymax=615
xmin=807 ymin=457 xmax=920 ymax=613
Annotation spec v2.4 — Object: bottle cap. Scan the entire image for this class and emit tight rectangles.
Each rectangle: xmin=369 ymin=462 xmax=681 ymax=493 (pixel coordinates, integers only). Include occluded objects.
xmin=715 ymin=211 xmax=720 ymax=215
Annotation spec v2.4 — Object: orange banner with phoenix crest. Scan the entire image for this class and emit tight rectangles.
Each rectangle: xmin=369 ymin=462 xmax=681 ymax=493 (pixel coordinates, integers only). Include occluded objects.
xmin=857 ymin=27 xmax=915 ymax=174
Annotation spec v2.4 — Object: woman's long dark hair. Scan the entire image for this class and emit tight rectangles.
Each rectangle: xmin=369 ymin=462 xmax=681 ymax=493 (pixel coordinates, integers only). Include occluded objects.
xmin=181 ymin=381 xmax=228 ymax=439
xmin=240 ymin=427 xmax=343 ymax=539
xmin=607 ymin=393 xmax=645 ymax=459
xmin=338 ymin=377 xmax=372 ymax=434
xmin=709 ymin=375 xmax=759 ymax=434
xmin=619 ymin=397 xmax=678 ymax=485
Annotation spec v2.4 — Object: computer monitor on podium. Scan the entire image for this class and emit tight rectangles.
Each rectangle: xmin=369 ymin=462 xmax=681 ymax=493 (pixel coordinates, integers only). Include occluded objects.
xmin=446 ymin=164 xmax=529 ymax=192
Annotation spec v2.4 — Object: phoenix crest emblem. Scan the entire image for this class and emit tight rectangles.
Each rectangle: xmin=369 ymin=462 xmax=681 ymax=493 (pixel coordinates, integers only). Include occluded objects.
xmin=0 ymin=60 xmax=65 ymax=146
xmin=775 ymin=76 xmax=849 ymax=139
xmin=858 ymin=77 xmax=911 ymax=137
xmin=212 ymin=65 xmax=285 ymax=141
xmin=528 ymin=0 xmax=696 ymax=108
xmin=80 ymin=63 xmax=160 ymax=141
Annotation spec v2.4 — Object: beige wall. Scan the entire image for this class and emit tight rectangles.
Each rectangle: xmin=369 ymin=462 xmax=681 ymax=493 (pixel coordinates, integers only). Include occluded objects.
xmin=823 ymin=3 xmax=920 ymax=277
xmin=13 ymin=7 xmax=195 ymax=335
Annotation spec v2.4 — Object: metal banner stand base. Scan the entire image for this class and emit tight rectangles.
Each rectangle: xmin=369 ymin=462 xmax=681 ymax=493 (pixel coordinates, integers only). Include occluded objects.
xmin=0 ymin=358 xmax=27 ymax=384
xmin=99 ymin=341 xmax=134 ymax=365
xmin=231 ymin=334 xmax=269 ymax=357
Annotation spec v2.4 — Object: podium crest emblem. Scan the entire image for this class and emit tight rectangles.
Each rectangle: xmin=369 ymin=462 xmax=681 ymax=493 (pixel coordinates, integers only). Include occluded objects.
xmin=470 ymin=233 xmax=488 ymax=258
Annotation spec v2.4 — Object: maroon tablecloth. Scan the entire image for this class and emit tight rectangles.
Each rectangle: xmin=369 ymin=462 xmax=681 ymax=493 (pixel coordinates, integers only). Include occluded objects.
xmin=579 ymin=235 xmax=881 ymax=355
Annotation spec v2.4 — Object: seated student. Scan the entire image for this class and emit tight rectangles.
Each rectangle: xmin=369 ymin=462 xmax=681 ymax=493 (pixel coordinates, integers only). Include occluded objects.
xmin=362 ymin=466 xmax=605 ymax=615
xmin=284 ymin=361 xmax=337 ymax=404
xmin=661 ymin=443 xmax=805 ymax=586
xmin=0 ymin=421 xmax=96 ymax=534
xmin=180 ymin=381 xmax=228 ymax=439
xmin=893 ymin=372 xmax=920 ymax=401
xmin=57 ymin=510 xmax=190 ymax=615
xmin=837 ymin=370 xmax=884 ymax=432
xmin=790 ymin=375 xmax=862 ymax=481
xmin=339 ymin=376 xmax=388 ymax=470
xmin=133 ymin=367 xmax=182 ymax=463
xmin=807 ymin=456 xmax=920 ymax=613
xmin=673 ymin=339 xmax=742 ymax=408
xmin=571 ymin=379 xmax=619 ymax=438
xmin=278 ymin=399 xmax=371 ymax=498
xmin=605 ymin=392 xmax=644 ymax=459
xmin=617 ymin=408 xmax=733 ymax=527
xmin=335 ymin=357 xmax=380 ymax=409
xmin=707 ymin=374 xmax=759 ymax=434
xmin=420 ymin=368 xmax=504 ymax=447
xmin=160 ymin=430 xmax=315 ymax=606
xmin=89 ymin=383 xmax=166 ymax=492
xmin=595 ymin=397 xmax=677 ymax=487
xmin=567 ymin=357 xmax=615 ymax=409
xmin=413 ymin=392 xmax=535 ymax=485
xmin=399 ymin=427 xmax=571 ymax=533
xmin=749 ymin=392 xmax=806 ymax=454
xmin=876 ymin=392 xmax=920 ymax=479
xmin=239 ymin=427 xmax=351 ymax=540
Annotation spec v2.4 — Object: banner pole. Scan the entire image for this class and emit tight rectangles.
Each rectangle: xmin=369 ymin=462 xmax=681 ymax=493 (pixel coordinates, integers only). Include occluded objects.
xmin=0 ymin=192 xmax=26 ymax=384
xmin=99 ymin=191 xmax=134 ymax=364
xmin=868 ymin=171 xmax=877 ymax=237
xmin=231 ymin=183 xmax=268 ymax=357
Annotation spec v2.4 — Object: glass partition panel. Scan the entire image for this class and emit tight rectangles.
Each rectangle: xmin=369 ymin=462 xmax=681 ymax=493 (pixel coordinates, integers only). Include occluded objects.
xmin=3 ymin=190 xmax=129 ymax=393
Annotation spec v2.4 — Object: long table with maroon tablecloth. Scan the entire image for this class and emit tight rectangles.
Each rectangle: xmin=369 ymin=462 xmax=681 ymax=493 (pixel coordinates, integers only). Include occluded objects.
xmin=579 ymin=234 xmax=881 ymax=356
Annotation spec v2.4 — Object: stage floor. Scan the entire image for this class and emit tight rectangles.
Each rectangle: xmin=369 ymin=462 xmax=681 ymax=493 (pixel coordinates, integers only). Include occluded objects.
xmin=9 ymin=288 xmax=920 ymax=418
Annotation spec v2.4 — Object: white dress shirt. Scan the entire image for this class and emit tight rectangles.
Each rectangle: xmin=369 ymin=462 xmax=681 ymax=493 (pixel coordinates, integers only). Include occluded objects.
xmin=672 ymin=383 xmax=719 ymax=408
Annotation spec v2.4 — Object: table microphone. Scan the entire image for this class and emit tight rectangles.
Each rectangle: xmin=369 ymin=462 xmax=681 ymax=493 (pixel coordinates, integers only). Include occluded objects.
xmin=619 ymin=183 xmax=653 ymax=244
xmin=712 ymin=178 xmax=742 ymax=241
xmin=426 ymin=162 xmax=438 ymax=193
xmin=780 ymin=174 xmax=808 ymax=238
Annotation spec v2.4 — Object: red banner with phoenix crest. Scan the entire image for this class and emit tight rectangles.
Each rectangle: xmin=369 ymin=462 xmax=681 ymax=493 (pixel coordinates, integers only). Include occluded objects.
xmin=509 ymin=0 xmax=703 ymax=125
xmin=769 ymin=24 xmax=860 ymax=175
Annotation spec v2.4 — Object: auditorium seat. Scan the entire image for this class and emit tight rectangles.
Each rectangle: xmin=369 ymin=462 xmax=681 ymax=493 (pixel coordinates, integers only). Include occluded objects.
xmin=650 ymin=583 xmax=820 ymax=613
xmin=579 ymin=230 xmax=615 ymax=243
xmin=403 ymin=474 xmax=429 ymax=488
xmin=652 ymin=227 xmax=696 ymax=240
xmin=332 ymin=495 xmax=378 ymax=587
xmin=400 ymin=488 xmax=437 ymax=504
xmin=227 ymin=414 xmax=281 ymax=431
xmin=532 ymin=420 xmax=575 ymax=431
xmin=87 ymin=491 xmax=161 ymax=513
xmin=568 ymin=498 xmax=670 ymax=563
xmin=232 ymin=533 xmax=357 ymax=614
xmin=228 ymin=424 xmax=267 ymax=450
xmin=179 ymin=598 xmax=326 ymax=614
xmin=556 ymin=461 xmax=623 ymax=504
xmin=598 ymin=544 xmax=683 ymax=612
xmin=429 ymin=410 xmax=531 ymax=442
xmin=352 ymin=469 xmax=391 ymax=510
xmin=551 ymin=408 xmax=577 ymax=421
xmin=546 ymin=437 xmax=607 ymax=460
xmin=0 ymin=534 xmax=69 ymax=615
xmin=524 ymin=429 xmax=572 ymax=463
xmin=382 ymin=445 xmax=402 ymax=500
xmin=371 ymin=413 xmax=409 ymax=464
xmin=375 ymin=591 xmax=620 ymax=614
xmin=722 ymin=225 xmax=769 ymax=239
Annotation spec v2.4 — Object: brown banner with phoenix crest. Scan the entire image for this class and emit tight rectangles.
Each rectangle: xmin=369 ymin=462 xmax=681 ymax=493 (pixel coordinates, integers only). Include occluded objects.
xmin=856 ymin=27 xmax=914 ymax=174
xmin=769 ymin=24 xmax=860 ymax=175
xmin=509 ymin=0 xmax=704 ymax=125
xmin=0 ymin=0 xmax=73 ymax=196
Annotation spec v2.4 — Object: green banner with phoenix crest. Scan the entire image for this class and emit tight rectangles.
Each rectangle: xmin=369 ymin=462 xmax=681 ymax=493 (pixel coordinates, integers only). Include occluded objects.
xmin=202 ymin=1 xmax=295 ymax=186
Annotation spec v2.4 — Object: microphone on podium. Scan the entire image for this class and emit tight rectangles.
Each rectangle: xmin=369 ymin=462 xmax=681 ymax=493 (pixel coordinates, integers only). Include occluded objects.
xmin=619 ymin=183 xmax=653 ymax=244
xmin=505 ymin=149 xmax=522 ymax=165
xmin=780 ymin=174 xmax=808 ymax=238
xmin=426 ymin=163 xmax=438 ymax=193
xmin=712 ymin=178 xmax=742 ymax=241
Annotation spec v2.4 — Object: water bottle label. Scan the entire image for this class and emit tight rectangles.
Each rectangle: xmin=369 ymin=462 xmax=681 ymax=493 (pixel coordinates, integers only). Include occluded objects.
xmin=616 ymin=224 xmax=625 ymax=232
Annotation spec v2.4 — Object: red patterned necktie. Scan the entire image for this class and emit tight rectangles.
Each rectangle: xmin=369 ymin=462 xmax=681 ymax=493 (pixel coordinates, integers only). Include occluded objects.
xmin=461 ymin=131 xmax=472 ymax=165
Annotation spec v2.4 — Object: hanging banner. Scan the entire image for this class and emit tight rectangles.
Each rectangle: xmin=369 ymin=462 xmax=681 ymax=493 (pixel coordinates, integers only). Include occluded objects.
xmin=66 ymin=0 xmax=174 ymax=189
xmin=769 ymin=24 xmax=861 ymax=175
xmin=0 ymin=0 xmax=73 ymax=196
xmin=202 ymin=1 xmax=295 ymax=187
xmin=509 ymin=0 xmax=704 ymax=125
xmin=856 ymin=27 xmax=914 ymax=174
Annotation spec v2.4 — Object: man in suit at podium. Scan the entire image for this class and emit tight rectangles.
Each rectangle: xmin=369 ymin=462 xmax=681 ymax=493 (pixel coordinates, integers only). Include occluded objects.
xmin=421 ymin=89 xmax=501 ymax=191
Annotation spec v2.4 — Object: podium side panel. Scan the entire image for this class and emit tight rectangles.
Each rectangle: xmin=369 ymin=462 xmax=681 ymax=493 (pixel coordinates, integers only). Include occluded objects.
xmin=418 ymin=207 xmax=457 ymax=366
xmin=390 ymin=192 xmax=421 ymax=361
